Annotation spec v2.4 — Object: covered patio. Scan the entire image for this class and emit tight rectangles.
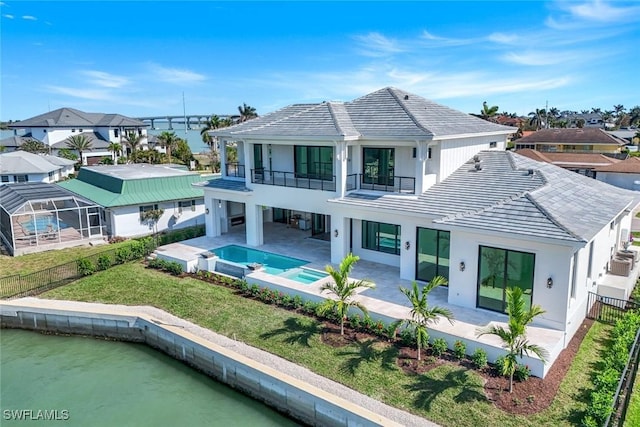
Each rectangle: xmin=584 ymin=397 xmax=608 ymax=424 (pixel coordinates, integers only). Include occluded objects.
xmin=152 ymin=221 xmax=619 ymax=378
xmin=0 ymin=183 xmax=106 ymax=256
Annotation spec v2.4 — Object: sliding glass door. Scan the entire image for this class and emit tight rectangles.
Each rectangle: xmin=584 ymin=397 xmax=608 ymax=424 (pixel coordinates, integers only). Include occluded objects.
xmin=294 ymin=146 xmax=333 ymax=180
xmin=477 ymin=246 xmax=534 ymax=313
xmin=363 ymin=148 xmax=394 ymax=185
xmin=416 ymin=228 xmax=450 ymax=282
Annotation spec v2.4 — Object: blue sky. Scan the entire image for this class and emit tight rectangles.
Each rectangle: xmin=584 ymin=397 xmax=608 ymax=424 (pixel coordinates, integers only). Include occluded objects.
xmin=1 ymin=1 xmax=639 ymax=121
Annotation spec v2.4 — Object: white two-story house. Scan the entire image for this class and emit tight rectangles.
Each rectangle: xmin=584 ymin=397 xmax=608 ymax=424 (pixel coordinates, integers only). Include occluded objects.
xmin=7 ymin=108 xmax=151 ymax=165
xmin=199 ymin=88 xmax=639 ymax=374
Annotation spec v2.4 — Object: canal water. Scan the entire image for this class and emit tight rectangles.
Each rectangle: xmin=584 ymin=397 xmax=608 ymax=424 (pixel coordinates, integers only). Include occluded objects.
xmin=0 ymin=329 xmax=300 ymax=427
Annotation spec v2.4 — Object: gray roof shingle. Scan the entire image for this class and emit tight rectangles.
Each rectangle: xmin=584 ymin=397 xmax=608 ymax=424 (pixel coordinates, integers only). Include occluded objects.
xmin=210 ymin=87 xmax=513 ymax=140
xmin=331 ymin=151 xmax=639 ymax=243
xmin=8 ymin=108 xmax=147 ymax=129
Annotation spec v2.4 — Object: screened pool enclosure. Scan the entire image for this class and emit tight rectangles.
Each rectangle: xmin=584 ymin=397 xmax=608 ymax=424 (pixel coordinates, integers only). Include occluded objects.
xmin=0 ymin=183 xmax=105 ymax=256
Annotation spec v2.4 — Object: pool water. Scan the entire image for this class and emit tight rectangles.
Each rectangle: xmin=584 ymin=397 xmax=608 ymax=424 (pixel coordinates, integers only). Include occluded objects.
xmin=280 ymin=268 xmax=329 ymax=285
xmin=210 ymin=245 xmax=309 ymax=275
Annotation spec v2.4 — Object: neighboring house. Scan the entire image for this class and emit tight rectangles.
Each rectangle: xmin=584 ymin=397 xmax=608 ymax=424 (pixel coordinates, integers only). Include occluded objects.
xmin=0 ymin=182 xmax=105 ymax=256
xmin=0 ymin=151 xmax=76 ymax=185
xmin=595 ymin=157 xmax=640 ymax=191
xmin=0 ymin=135 xmax=36 ymax=152
xmin=7 ymin=108 xmax=150 ymax=165
xmin=515 ymin=148 xmax=621 ymax=178
xmin=199 ymin=87 xmax=639 ymax=372
xmin=57 ymin=164 xmax=207 ymax=237
xmin=514 ymin=128 xmax=627 ymax=153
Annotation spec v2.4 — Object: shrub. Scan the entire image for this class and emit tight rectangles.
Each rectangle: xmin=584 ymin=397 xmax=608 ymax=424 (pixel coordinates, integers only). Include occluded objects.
xmin=514 ymin=364 xmax=531 ymax=382
xmin=115 ymin=247 xmax=132 ymax=264
xmin=399 ymin=329 xmax=414 ymax=347
xmin=431 ymin=338 xmax=448 ymax=357
xmin=471 ymin=348 xmax=488 ymax=369
xmin=494 ymin=355 xmax=506 ymax=373
xmin=302 ymin=300 xmax=317 ymax=315
xmin=454 ymin=340 xmax=466 ymax=359
xmin=77 ymin=258 xmax=95 ymax=276
xmin=249 ymin=285 xmax=260 ymax=297
xmin=384 ymin=320 xmax=402 ymax=341
xmin=349 ymin=314 xmax=362 ymax=330
xmin=96 ymin=254 xmax=112 ymax=271
xmin=164 ymin=261 xmax=183 ymax=276
xmin=292 ymin=295 xmax=304 ymax=309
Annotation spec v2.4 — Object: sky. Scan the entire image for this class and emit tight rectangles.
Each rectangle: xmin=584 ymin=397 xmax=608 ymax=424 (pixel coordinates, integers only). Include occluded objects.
xmin=1 ymin=0 xmax=639 ymax=121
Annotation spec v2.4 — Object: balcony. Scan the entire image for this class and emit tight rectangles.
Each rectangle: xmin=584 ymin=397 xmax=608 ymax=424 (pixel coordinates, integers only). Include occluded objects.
xmin=251 ymin=169 xmax=336 ymax=191
xmin=348 ymin=174 xmax=415 ymax=194
xmin=226 ymin=162 xmax=245 ymax=178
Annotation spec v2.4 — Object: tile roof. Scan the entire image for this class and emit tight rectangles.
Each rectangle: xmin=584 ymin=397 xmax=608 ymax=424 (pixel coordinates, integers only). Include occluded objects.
xmin=516 ymin=128 xmax=627 ymax=146
xmin=331 ymin=151 xmax=639 ymax=243
xmin=50 ymin=131 xmax=111 ymax=150
xmin=0 ymin=151 xmax=75 ymax=174
xmin=595 ymin=157 xmax=640 ymax=173
xmin=515 ymin=149 xmax=620 ymax=168
xmin=210 ymin=87 xmax=512 ymax=141
xmin=8 ymin=108 xmax=147 ymax=129
xmin=0 ymin=135 xmax=34 ymax=149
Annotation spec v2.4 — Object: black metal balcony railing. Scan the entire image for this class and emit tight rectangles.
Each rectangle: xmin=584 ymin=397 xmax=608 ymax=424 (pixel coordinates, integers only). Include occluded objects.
xmin=249 ymin=169 xmax=415 ymax=194
xmin=251 ymin=169 xmax=336 ymax=191
xmin=226 ymin=162 xmax=245 ymax=178
xmin=359 ymin=174 xmax=416 ymax=194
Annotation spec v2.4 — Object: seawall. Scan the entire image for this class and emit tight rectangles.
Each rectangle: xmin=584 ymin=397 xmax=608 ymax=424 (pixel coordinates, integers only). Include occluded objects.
xmin=0 ymin=299 xmax=429 ymax=427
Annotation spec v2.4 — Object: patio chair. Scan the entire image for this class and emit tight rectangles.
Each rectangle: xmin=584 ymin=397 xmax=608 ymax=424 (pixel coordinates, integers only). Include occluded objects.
xmin=610 ymin=257 xmax=632 ymax=277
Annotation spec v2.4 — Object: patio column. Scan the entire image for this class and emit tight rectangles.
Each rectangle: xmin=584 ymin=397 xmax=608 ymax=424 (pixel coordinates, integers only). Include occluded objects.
xmin=414 ymin=141 xmax=434 ymax=194
xmin=208 ymin=199 xmax=227 ymax=237
xmin=335 ymin=141 xmax=347 ymax=197
xmin=245 ymin=202 xmax=264 ymax=247
xmin=330 ymin=214 xmax=349 ymax=264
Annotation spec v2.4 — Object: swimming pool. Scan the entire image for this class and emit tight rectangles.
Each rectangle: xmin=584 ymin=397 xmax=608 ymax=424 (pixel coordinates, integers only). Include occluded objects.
xmin=210 ymin=245 xmax=309 ymax=275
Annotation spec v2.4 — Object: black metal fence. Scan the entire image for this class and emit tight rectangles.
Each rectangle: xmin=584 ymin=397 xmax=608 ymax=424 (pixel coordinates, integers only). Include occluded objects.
xmin=587 ymin=292 xmax=640 ymax=323
xmin=605 ymin=327 xmax=640 ymax=426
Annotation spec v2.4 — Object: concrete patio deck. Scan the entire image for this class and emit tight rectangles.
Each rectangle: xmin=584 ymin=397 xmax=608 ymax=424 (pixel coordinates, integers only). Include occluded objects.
xmin=154 ymin=222 xmax=638 ymax=378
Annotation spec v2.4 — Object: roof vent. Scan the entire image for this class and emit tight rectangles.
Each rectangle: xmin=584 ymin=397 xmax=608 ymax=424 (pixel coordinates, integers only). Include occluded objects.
xmin=527 ymin=169 xmax=535 ymax=176
xmin=474 ymin=162 xmax=482 ymax=171
xmin=473 ymin=154 xmax=480 ymax=162
xmin=404 ymin=95 xmax=409 ymax=100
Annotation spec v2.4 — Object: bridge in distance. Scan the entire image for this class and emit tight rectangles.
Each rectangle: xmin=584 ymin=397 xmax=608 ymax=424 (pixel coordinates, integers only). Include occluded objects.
xmin=135 ymin=114 xmax=239 ymax=130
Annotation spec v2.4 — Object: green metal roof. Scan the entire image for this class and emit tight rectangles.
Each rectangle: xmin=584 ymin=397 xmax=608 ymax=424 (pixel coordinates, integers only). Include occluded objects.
xmin=57 ymin=167 xmax=206 ymax=207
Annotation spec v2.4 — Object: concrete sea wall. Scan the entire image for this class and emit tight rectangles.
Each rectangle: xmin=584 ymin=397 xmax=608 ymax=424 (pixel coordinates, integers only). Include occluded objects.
xmin=0 ymin=300 xmax=401 ymax=427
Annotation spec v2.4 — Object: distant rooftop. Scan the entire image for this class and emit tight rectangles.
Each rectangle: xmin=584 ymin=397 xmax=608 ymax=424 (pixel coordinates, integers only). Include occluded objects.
xmin=81 ymin=164 xmax=195 ymax=180
xmin=515 ymin=149 xmax=621 ymax=168
xmin=8 ymin=108 xmax=147 ymax=129
xmin=595 ymin=157 xmax=640 ymax=174
xmin=0 ymin=151 xmax=76 ymax=175
xmin=516 ymin=128 xmax=627 ymax=146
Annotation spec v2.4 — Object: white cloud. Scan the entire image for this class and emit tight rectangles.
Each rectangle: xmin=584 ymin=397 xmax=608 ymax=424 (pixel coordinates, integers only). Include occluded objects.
xmin=2 ymin=14 xmax=14 ymax=19
xmin=147 ymin=63 xmax=206 ymax=84
xmin=45 ymin=85 xmax=114 ymax=101
xmin=22 ymin=15 xmax=36 ymax=20
xmin=487 ymin=32 xmax=519 ymax=45
xmin=353 ymin=32 xmax=404 ymax=57
xmin=568 ymin=0 xmax=640 ymax=22
xmin=81 ymin=70 xmax=129 ymax=88
xmin=502 ymin=51 xmax=567 ymax=66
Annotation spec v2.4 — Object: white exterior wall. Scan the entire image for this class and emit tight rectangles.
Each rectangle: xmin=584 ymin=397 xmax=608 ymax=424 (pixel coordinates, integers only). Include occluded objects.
xmin=107 ymin=199 xmax=205 ymax=237
xmin=438 ymin=135 xmax=506 ymax=182
xmin=447 ymin=229 xmax=576 ymax=331
xmin=597 ymin=172 xmax=640 ymax=191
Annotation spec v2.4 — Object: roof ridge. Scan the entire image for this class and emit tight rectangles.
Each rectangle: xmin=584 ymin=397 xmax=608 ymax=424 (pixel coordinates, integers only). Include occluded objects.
xmin=387 ymin=88 xmax=433 ymax=135
xmin=523 ymin=193 xmax=585 ymax=241
xmin=326 ymin=102 xmax=358 ymax=138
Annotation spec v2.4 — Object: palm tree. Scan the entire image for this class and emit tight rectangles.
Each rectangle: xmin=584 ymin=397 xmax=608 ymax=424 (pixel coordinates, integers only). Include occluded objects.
xmin=65 ymin=134 xmax=94 ymax=165
xmin=528 ymin=109 xmax=546 ymax=130
xmin=477 ymin=287 xmax=548 ymax=393
xmin=629 ymin=106 xmax=640 ymax=127
xmin=237 ymin=103 xmax=258 ymax=123
xmin=122 ymin=131 xmax=143 ymax=162
xmin=399 ymin=277 xmax=454 ymax=361
xmin=19 ymin=139 xmax=48 ymax=154
xmin=319 ymin=253 xmax=375 ymax=335
xmin=157 ymin=131 xmax=180 ymax=164
xmin=200 ymin=114 xmax=221 ymax=145
xmin=107 ymin=142 xmax=122 ymax=165
xmin=480 ymin=101 xmax=499 ymax=122
xmin=591 ymin=107 xmax=602 ymax=114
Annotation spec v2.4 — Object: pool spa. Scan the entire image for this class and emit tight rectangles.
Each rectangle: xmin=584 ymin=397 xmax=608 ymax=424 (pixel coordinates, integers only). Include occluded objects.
xmin=209 ymin=245 xmax=328 ymax=285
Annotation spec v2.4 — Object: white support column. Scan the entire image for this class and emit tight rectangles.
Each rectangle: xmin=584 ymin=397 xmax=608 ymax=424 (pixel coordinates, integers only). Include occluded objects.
xmin=330 ymin=214 xmax=350 ymax=265
xmin=334 ymin=141 xmax=348 ymax=197
xmin=207 ymin=199 xmax=223 ymax=237
xmin=219 ymin=139 xmax=227 ymax=178
xmin=245 ymin=202 xmax=264 ymax=247
xmin=242 ymin=140 xmax=251 ymax=185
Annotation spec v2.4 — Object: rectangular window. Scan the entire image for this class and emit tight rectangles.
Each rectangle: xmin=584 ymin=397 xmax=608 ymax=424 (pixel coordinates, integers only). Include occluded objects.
xmin=139 ymin=204 xmax=159 ymax=220
xmin=477 ymin=246 xmax=535 ymax=313
xmin=14 ymin=175 xmax=28 ymax=183
xmin=489 ymin=141 xmax=497 ymax=148
xmin=294 ymin=146 xmax=333 ymax=180
xmin=428 ymin=147 xmax=432 ymax=159
xmin=363 ymin=148 xmax=394 ymax=185
xmin=1 ymin=175 xmax=8 ymax=183
xmin=416 ymin=228 xmax=450 ymax=282
xmin=412 ymin=147 xmax=416 ymax=158
xmin=71 ymin=129 xmax=76 ymax=133
xmin=48 ymin=171 xmax=55 ymax=179
xmin=254 ymin=144 xmax=263 ymax=170
xmin=362 ymin=220 xmax=400 ymax=255
xmin=114 ymin=129 xmax=119 ymax=138
xmin=178 ymin=200 xmax=196 ymax=213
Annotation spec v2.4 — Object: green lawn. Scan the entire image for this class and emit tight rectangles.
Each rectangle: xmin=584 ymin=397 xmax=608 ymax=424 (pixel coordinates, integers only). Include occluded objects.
xmin=0 ymin=241 xmax=132 ymax=277
xmin=41 ymin=262 xmax=610 ymax=427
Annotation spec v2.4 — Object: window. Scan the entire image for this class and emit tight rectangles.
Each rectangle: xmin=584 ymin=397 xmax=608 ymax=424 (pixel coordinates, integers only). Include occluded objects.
xmin=1 ymin=176 xmax=8 ymax=183
xmin=71 ymin=129 xmax=76 ymax=133
xmin=294 ymin=146 xmax=333 ymax=180
xmin=79 ymin=129 xmax=83 ymax=132
xmin=178 ymin=200 xmax=196 ymax=213
xmin=362 ymin=221 xmax=400 ymax=255
xmin=427 ymin=147 xmax=432 ymax=159
xmin=114 ymin=129 xmax=119 ymax=138
xmin=139 ymin=204 xmax=159 ymax=220
xmin=363 ymin=148 xmax=394 ymax=185
xmin=477 ymin=246 xmax=535 ymax=313
xmin=14 ymin=175 xmax=28 ymax=183
xmin=412 ymin=147 xmax=416 ymax=158
xmin=48 ymin=171 xmax=55 ymax=179
xmin=254 ymin=144 xmax=263 ymax=170
xmin=489 ymin=141 xmax=497 ymax=148
xmin=416 ymin=228 xmax=450 ymax=282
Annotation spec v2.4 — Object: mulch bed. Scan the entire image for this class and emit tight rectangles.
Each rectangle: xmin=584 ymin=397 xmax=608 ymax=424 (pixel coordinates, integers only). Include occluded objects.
xmin=321 ymin=318 xmax=594 ymax=415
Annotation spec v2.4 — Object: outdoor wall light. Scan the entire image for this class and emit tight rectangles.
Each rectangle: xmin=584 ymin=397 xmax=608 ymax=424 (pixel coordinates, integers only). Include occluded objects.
xmin=547 ymin=277 xmax=553 ymax=288
xmin=459 ymin=261 xmax=466 ymax=272
xmin=205 ymin=208 xmax=210 ymax=215
xmin=405 ymin=241 xmax=411 ymax=250
xmin=334 ymin=229 xmax=339 ymax=238
xmin=218 ymin=200 xmax=222 ymax=209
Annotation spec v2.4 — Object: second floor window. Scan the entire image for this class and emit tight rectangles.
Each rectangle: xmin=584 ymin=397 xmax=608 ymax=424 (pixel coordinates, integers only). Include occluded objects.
xmin=363 ymin=148 xmax=394 ymax=185
xmin=294 ymin=146 xmax=333 ymax=180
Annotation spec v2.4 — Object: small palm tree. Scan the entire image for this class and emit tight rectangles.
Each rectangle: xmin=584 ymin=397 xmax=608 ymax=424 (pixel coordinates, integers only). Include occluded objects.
xmin=480 ymin=101 xmax=499 ymax=122
xmin=123 ymin=131 xmax=143 ymax=162
xmin=399 ymin=276 xmax=454 ymax=361
xmin=65 ymin=134 xmax=94 ymax=165
xmin=477 ymin=286 xmax=548 ymax=393
xmin=157 ymin=131 xmax=179 ymax=164
xmin=200 ymin=114 xmax=221 ymax=145
xmin=319 ymin=253 xmax=375 ymax=335
xmin=19 ymin=139 xmax=48 ymax=154
xmin=107 ymin=142 xmax=122 ymax=164
xmin=237 ymin=103 xmax=258 ymax=123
